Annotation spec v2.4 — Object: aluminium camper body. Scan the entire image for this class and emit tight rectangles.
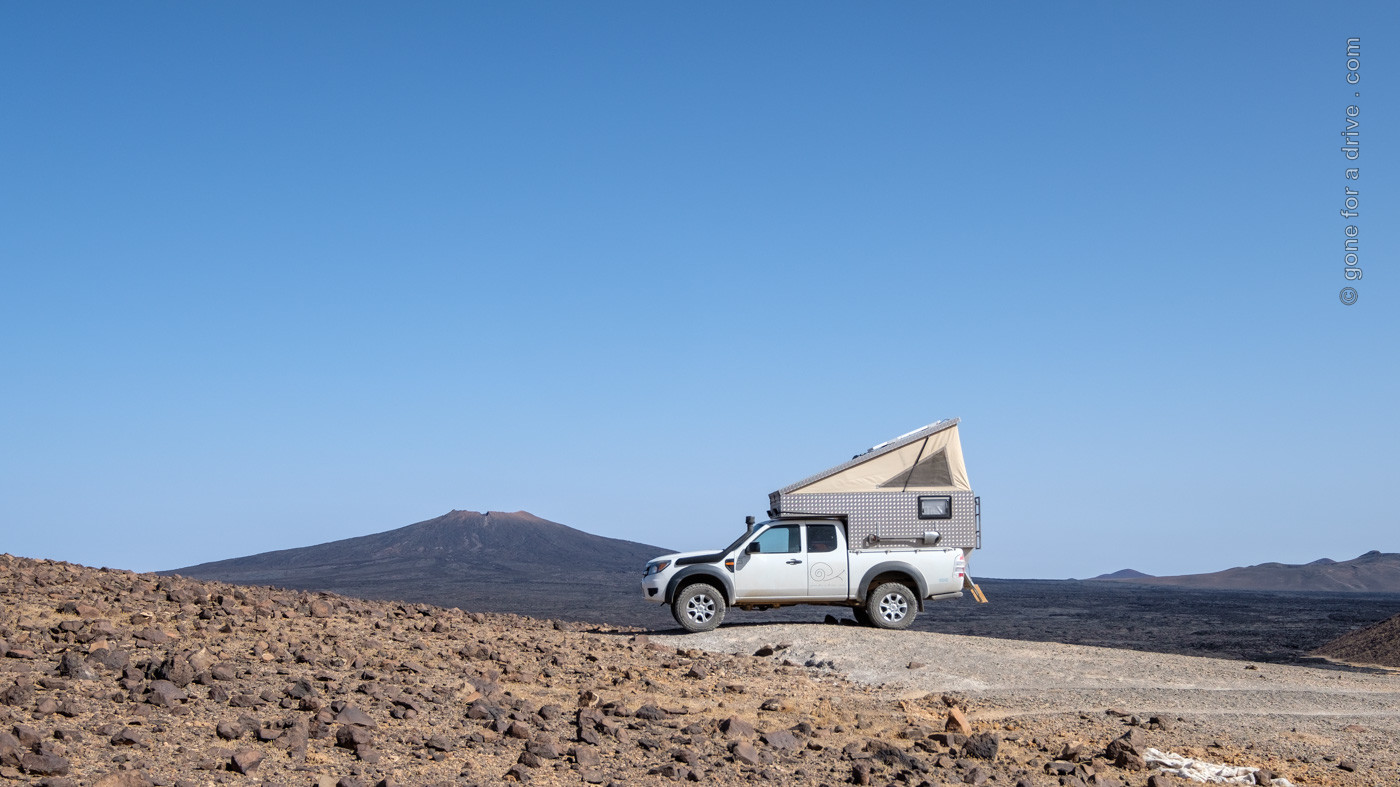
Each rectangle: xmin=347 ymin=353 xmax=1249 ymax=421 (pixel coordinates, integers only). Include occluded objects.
xmin=768 ymin=418 xmax=980 ymax=551
xmin=642 ymin=419 xmax=986 ymax=632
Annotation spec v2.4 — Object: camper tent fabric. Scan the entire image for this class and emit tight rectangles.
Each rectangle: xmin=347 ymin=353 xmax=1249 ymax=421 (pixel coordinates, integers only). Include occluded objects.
xmin=780 ymin=419 xmax=970 ymax=494
xmin=770 ymin=420 xmax=980 ymax=549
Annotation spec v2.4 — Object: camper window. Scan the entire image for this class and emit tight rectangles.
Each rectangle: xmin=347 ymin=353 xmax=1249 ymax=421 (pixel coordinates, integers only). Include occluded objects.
xmin=752 ymin=525 xmax=801 ymax=554
xmin=807 ymin=524 xmax=838 ymax=553
xmin=917 ymin=495 xmax=952 ymax=520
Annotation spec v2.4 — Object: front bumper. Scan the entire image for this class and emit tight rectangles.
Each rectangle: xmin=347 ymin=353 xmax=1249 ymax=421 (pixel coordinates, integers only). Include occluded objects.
xmin=641 ymin=574 xmax=667 ymax=604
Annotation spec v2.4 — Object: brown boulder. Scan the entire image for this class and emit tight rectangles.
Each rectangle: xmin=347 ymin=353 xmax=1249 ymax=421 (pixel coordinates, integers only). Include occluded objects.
xmin=20 ymin=752 xmax=70 ymax=776
xmin=761 ymin=729 xmax=800 ymax=750
xmin=635 ymin=704 xmax=668 ymax=720
xmin=0 ymin=682 xmax=33 ymax=706
xmin=730 ymin=740 xmax=764 ymax=766
xmin=146 ymin=680 xmax=186 ymax=707
xmin=525 ymin=738 xmax=559 ymax=759
xmin=334 ymin=705 xmax=377 ymax=727
xmin=109 ymin=729 xmax=148 ymax=747
xmin=1105 ymin=728 xmax=1147 ymax=762
xmin=720 ymin=716 xmax=756 ymax=738
xmin=187 ymin=648 xmax=217 ymax=674
xmin=13 ymin=725 xmax=41 ymax=747
xmin=0 ymin=732 xmax=21 ymax=768
xmin=945 ymin=706 xmax=972 ymax=735
xmin=229 ymin=749 xmax=263 ymax=775
xmin=335 ymin=725 xmax=373 ymax=750
xmin=151 ymin=654 xmax=195 ymax=687
xmin=132 ymin=628 xmax=170 ymax=645
xmin=1116 ymin=752 xmax=1147 ymax=770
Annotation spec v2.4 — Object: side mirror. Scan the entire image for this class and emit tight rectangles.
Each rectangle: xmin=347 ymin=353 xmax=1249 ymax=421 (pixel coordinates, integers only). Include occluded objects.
xmin=922 ymin=531 xmax=941 ymax=546
xmin=746 ymin=542 xmax=762 ymax=554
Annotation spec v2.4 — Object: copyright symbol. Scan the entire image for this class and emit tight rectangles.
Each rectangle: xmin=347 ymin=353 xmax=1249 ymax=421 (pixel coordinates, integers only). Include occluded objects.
xmin=1340 ymin=287 xmax=1359 ymax=306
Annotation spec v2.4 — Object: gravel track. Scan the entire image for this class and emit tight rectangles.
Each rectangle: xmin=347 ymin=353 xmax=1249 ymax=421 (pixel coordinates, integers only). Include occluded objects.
xmin=658 ymin=623 xmax=1400 ymax=712
xmin=656 ymin=621 xmax=1400 ymax=778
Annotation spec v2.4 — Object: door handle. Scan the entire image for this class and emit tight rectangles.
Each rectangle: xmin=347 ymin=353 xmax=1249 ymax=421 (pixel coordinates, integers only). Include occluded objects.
xmin=786 ymin=559 xmax=802 ymax=565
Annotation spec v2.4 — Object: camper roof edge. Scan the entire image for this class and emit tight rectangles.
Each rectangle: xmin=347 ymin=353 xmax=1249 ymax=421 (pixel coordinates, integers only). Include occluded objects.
xmin=772 ymin=418 xmax=961 ymax=496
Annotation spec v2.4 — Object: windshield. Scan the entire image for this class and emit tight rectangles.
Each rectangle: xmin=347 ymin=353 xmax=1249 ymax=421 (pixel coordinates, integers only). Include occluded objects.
xmin=719 ymin=522 xmax=772 ymax=556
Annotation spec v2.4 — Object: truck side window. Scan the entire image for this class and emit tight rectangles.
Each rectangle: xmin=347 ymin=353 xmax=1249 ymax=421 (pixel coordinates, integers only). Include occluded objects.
xmin=753 ymin=525 xmax=800 ymax=554
xmin=807 ymin=524 xmax=838 ymax=553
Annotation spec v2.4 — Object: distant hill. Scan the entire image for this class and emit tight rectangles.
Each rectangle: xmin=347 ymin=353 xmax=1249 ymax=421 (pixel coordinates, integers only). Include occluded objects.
xmin=1098 ymin=550 xmax=1400 ymax=593
xmin=168 ymin=510 xmax=675 ymax=624
xmin=1313 ymin=611 xmax=1400 ymax=668
xmin=1089 ymin=569 xmax=1153 ymax=580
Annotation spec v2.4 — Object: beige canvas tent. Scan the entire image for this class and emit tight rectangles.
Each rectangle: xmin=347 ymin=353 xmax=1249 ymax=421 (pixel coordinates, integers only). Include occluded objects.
xmin=768 ymin=419 xmax=981 ymax=549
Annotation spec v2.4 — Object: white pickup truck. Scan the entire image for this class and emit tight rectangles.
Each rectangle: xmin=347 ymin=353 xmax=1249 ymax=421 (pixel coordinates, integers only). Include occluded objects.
xmin=641 ymin=517 xmax=968 ymax=631
xmin=641 ymin=419 xmax=984 ymax=632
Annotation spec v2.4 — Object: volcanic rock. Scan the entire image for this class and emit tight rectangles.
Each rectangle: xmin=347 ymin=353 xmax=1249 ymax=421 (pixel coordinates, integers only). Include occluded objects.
xmin=946 ymin=705 xmax=972 ymax=735
xmin=0 ymin=552 xmax=1338 ymax=787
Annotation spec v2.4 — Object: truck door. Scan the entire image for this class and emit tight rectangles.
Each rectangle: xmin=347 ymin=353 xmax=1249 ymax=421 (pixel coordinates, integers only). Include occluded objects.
xmin=805 ymin=523 xmax=849 ymax=600
xmin=736 ymin=524 xmax=808 ymax=600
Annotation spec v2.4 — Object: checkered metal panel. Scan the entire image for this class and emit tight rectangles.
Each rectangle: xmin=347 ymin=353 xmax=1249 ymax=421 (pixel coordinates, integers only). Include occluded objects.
xmin=771 ymin=490 xmax=979 ymax=549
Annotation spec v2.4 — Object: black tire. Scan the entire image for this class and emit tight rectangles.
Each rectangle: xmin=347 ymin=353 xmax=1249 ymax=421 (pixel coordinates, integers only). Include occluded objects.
xmin=673 ymin=583 xmax=726 ymax=633
xmin=866 ymin=582 xmax=917 ymax=630
xmin=852 ymin=607 xmax=872 ymax=626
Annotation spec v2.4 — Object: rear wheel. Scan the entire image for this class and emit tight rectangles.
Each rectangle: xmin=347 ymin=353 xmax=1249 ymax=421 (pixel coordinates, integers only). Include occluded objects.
xmin=673 ymin=583 xmax=726 ymax=632
xmin=866 ymin=582 xmax=917 ymax=630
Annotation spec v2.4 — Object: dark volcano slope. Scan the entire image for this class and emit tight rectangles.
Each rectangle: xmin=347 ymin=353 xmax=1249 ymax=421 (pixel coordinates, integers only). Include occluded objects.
xmin=1314 ymin=611 xmax=1400 ymax=668
xmin=169 ymin=510 xmax=674 ymax=625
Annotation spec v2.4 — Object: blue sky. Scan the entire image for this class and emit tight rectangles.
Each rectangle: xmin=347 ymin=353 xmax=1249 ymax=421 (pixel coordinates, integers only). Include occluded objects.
xmin=2 ymin=3 xmax=1395 ymax=579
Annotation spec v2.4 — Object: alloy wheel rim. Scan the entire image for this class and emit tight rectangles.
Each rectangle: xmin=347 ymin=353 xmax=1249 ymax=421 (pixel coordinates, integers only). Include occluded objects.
xmin=879 ymin=593 xmax=907 ymax=621
xmin=687 ymin=595 xmax=715 ymax=623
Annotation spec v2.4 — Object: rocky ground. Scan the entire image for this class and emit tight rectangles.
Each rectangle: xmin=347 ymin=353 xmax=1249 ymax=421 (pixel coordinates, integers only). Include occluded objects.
xmin=2 ymin=554 xmax=1396 ymax=786
xmin=1313 ymin=612 xmax=1400 ymax=669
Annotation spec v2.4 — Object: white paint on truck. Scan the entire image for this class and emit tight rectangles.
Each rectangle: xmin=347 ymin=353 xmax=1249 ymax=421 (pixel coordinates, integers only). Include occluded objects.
xmin=641 ymin=518 xmax=968 ymax=632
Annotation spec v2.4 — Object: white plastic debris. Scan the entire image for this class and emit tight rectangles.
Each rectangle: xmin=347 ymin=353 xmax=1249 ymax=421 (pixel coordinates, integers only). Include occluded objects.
xmin=1143 ymin=748 xmax=1294 ymax=786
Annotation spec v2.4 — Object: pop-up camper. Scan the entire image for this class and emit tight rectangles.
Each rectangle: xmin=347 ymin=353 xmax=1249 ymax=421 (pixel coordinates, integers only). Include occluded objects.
xmin=642 ymin=419 xmax=985 ymax=632
xmin=768 ymin=418 xmax=980 ymax=551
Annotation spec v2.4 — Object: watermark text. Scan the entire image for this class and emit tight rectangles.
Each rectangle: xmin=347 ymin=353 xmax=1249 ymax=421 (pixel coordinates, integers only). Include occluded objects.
xmin=1338 ymin=38 xmax=1362 ymax=306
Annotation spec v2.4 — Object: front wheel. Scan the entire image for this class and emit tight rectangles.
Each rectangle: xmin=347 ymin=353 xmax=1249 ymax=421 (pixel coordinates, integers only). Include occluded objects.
xmin=866 ymin=582 xmax=917 ymax=630
xmin=673 ymin=583 xmax=726 ymax=632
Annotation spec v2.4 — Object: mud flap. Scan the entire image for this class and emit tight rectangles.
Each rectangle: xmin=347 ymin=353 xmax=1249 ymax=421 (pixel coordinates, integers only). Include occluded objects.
xmin=963 ymin=574 xmax=988 ymax=603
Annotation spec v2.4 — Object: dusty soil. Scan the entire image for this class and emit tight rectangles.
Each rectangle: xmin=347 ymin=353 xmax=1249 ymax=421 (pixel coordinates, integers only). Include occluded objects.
xmin=3 ymin=554 xmax=1398 ymax=786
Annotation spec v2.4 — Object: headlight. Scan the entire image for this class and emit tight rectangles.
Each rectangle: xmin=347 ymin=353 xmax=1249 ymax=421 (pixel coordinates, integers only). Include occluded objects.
xmin=644 ymin=560 xmax=671 ymax=577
